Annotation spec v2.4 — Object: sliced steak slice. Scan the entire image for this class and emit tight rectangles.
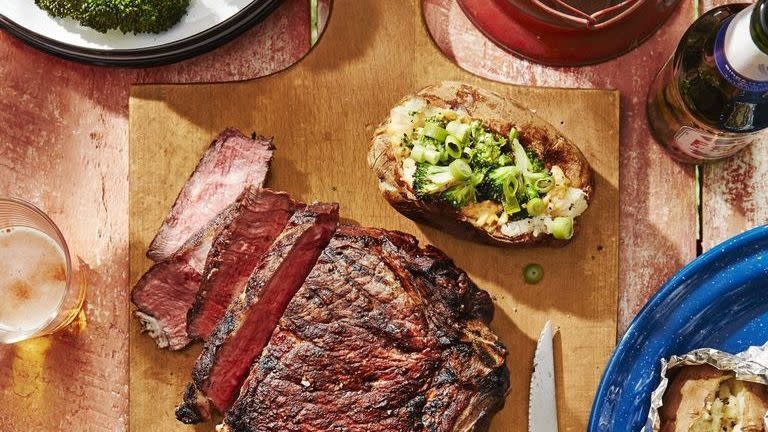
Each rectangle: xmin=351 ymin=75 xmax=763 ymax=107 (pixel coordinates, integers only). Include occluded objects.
xmin=187 ymin=188 xmax=299 ymax=341
xmin=219 ymin=225 xmax=509 ymax=432
xmin=132 ymin=186 xmax=290 ymax=350
xmin=147 ymin=129 xmax=274 ymax=263
xmin=131 ymin=211 xmax=229 ymax=350
xmin=176 ymin=203 xmax=340 ymax=424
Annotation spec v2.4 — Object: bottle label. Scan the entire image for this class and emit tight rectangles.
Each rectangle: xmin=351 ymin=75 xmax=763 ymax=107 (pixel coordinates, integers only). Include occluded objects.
xmin=673 ymin=126 xmax=755 ymax=160
xmin=714 ymin=10 xmax=768 ymax=93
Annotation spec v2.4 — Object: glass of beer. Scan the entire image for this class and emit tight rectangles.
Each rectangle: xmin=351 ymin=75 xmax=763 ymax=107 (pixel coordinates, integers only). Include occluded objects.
xmin=0 ymin=198 xmax=86 ymax=343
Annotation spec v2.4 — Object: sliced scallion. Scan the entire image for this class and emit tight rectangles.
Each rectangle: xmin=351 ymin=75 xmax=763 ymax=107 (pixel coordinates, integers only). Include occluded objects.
xmin=535 ymin=176 xmax=555 ymax=193
xmin=502 ymin=171 xmax=521 ymax=197
xmin=445 ymin=136 xmax=463 ymax=159
xmin=551 ymin=216 xmax=574 ymax=240
xmin=410 ymin=145 xmax=425 ymax=163
xmin=503 ymin=195 xmax=521 ymax=215
xmin=423 ymin=123 xmax=449 ymax=142
xmin=508 ymin=127 xmax=519 ymax=142
xmin=525 ymin=197 xmax=546 ymax=216
xmin=523 ymin=263 xmax=543 ymax=284
xmin=449 ymin=159 xmax=472 ymax=181
xmin=446 ymin=120 xmax=471 ymax=142
xmin=424 ymin=148 xmax=442 ymax=165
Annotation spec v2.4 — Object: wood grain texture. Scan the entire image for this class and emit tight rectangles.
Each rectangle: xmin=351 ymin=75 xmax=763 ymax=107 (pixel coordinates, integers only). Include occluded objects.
xmin=129 ymin=1 xmax=619 ymax=431
xmin=700 ymin=0 xmax=768 ymax=250
xmin=422 ymin=0 xmax=698 ymax=333
xmin=0 ymin=1 xmax=311 ymax=431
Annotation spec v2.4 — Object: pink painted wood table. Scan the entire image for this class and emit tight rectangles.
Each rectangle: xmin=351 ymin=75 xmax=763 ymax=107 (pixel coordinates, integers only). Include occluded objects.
xmin=0 ymin=0 xmax=764 ymax=430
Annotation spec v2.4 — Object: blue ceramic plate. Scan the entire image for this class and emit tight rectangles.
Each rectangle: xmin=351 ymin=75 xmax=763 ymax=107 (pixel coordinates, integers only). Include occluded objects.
xmin=589 ymin=225 xmax=768 ymax=431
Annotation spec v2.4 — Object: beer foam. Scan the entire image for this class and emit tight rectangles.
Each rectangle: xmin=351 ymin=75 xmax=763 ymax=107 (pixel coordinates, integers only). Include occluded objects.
xmin=0 ymin=226 xmax=67 ymax=332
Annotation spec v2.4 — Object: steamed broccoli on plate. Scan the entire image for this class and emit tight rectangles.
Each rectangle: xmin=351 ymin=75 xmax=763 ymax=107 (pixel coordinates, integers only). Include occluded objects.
xmin=34 ymin=0 xmax=191 ymax=34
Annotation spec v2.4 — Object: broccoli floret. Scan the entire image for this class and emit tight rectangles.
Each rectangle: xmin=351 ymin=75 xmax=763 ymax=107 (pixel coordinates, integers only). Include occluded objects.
xmin=469 ymin=140 xmax=501 ymax=169
xmin=464 ymin=122 xmax=509 ymax=169
xmin=442 ymin=171 xmax=483 ymax=208
xmin=413 ymin=163 xmax=459 ymax=198
xmin=512 ymin=136 xmax=550 ymax=176
xmin=443 ymin=182 xmax=474 ymax=208
xmin=36 ymin=0 xmax=80 ymax=16
xmin=418 ymin=135 xmax=443 ymax=151
xmin=527 ymin=150 xmax=545 ymax=173
xmin=35 ymin=0 xmax=190 ymax=34
xmin=478 ymin=166 xmax=523 ymax=214
xmin=413 ymin=161 xmax=484 ymax=208
xmin=523 ymin=183 xmax=539 ymax=201
xmin=468 ymin=133 xmax=510 ymax=169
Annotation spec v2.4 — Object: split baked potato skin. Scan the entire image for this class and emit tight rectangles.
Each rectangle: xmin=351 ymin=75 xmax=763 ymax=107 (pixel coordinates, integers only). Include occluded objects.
xmin=367 ymin=81 xmax=594 ymax=247
xmin=660 ymin=364 xmax=768 ymax=432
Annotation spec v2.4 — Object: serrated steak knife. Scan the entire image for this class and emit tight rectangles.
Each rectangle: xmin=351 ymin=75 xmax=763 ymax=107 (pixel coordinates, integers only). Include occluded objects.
xmin=529 ymin=321 xmax=558 ymax=432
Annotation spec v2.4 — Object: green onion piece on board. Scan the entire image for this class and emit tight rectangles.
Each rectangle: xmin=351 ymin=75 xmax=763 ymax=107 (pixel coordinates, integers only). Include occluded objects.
xmin=551 ymin=216 xmax=574 ymax=240
xmin=523 ymin=263 xmax=543 ymax=284
xmin=508 ymin=127 xmax=519 ymax=142
xmin=446 ymin=120 xmax=471 ymax=142
xmin=445 ymin=136 xmax=463 ymax=159
xmin=449 ymin=159 xmax=472 ymax=181
xmin=423 ymin=123 xmax=449 ymax=142
xmin=525 ymin=197 xmax=546 ymax=216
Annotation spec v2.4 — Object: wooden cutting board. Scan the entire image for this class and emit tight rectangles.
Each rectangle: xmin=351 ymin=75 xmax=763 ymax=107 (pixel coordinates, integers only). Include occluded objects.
xmin=129 ymin=1 xmax=619 ymax=430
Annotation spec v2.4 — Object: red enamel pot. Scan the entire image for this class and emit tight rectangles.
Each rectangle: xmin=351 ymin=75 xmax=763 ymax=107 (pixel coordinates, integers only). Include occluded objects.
xmin=458 ymin=0 xmax=682 ymax=66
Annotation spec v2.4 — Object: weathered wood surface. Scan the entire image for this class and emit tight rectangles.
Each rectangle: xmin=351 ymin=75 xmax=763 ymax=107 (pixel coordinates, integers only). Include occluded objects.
xmin=0 ymin=1 xmax=311 ymax=430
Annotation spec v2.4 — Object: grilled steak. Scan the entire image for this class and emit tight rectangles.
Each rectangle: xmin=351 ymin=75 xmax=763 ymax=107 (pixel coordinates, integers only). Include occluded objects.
xmin=187 ymin=188 xmax=299 ymax=341
xmin=219 ymin=225 xmax=509 ymax=432
xmin=176 ymin=203 xmax=340 ymax=423
xmin=147 ymin=129 xmax=274 ymax=263
xmin=131 ymin=211 xmax=230 ymax=350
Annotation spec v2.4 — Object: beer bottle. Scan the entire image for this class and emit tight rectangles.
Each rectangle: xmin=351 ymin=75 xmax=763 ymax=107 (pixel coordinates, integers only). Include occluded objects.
xmin=647 ymin=0 xmax=768 ymax=163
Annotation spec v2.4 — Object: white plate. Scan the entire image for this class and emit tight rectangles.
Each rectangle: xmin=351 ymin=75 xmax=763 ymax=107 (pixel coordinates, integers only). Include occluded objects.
xmin=0 ymin=0 xmax=281 ymax=66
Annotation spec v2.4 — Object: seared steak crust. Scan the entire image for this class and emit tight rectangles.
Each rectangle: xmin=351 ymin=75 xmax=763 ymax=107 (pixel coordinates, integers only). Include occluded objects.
xmin=220 ymin=225 xmax=508 ymax=432
xmin=177 ymin=203 xmax=340 ymax=423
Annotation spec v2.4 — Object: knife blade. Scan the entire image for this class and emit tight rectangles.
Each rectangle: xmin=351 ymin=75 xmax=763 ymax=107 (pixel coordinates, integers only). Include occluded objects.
xmin=529 ymin=320 xmax=558 ymax=432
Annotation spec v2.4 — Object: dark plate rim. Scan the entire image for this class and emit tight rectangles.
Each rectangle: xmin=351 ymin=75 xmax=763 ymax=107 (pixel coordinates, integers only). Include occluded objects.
xmin=0 ymin=0 xmax=284 ymax=67
xmin=588 ymin=224 xmax=768 ymax=430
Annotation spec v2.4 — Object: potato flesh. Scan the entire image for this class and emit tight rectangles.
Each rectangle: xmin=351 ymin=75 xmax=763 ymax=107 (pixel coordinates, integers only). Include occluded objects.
xmin=690 ymin=379 xmax=763 ymax=432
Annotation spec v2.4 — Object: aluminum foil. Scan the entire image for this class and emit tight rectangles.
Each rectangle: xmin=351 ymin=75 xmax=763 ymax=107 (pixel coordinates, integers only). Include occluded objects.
xmin=643 ymin=345 xmax=768 ymax=431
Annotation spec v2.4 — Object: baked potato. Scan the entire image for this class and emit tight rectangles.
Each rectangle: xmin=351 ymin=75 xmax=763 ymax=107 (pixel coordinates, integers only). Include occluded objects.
xmin=368 ymin=81 xmax=593 ymax=246
xmin=660 ymin=365 xmax=768 ymax=432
